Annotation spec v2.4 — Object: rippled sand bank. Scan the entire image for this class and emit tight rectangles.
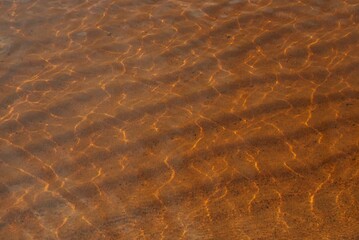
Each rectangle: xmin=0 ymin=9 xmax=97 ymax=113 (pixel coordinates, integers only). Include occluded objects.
xmin=0 ymin=0 xmax=358 ymax=239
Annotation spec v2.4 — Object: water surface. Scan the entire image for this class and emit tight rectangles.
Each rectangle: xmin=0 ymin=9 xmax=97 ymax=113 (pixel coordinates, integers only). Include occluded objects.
xmin=0 ymin=0 xmax=358 ymax=239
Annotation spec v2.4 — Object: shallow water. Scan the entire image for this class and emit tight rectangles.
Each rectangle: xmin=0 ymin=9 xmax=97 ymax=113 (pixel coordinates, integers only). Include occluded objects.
xmin=0 ymin=0 xmax=358 ymax=239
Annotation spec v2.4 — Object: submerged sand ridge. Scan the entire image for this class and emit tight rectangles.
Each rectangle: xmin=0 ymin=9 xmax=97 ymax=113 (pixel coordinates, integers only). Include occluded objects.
xmin=0 ymin=0 xmax=358 ymax=239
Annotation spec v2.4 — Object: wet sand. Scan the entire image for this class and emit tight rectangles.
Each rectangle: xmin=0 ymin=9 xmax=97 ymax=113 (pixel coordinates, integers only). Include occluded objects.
xmin=0 ymin=0 xmax=358 ymax=239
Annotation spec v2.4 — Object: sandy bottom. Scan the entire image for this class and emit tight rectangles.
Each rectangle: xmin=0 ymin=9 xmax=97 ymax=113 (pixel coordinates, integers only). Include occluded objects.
xmin=0 ymin=0 xmax=358 ymax=239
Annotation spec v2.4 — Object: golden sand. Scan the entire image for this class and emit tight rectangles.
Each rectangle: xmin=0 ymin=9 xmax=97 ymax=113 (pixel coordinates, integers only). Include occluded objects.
xmin=0 ymin=0 xmax=358 ymax=239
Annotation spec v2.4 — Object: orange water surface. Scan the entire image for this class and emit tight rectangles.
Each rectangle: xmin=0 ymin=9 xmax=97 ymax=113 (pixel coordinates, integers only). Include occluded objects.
xmin=0 ymin=0 xmax=359 ymax=239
